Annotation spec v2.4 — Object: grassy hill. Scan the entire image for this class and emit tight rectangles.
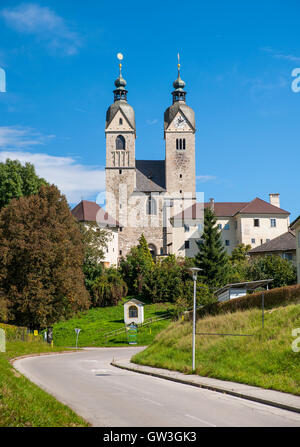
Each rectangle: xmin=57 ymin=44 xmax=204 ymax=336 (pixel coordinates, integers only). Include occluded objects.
xmin=132 ymin=302 xmax=300 ymax=395
xmin=53 ymin=300 xmax=174 ymax=347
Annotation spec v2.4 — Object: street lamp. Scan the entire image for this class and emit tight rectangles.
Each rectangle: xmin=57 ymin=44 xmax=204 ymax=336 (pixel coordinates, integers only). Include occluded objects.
xmin=189 ymin=267 xmax=202 ymax=372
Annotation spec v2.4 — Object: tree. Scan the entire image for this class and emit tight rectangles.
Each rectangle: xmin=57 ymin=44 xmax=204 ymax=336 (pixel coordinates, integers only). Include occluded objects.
xmin=0 ymin=159 xmax=47 ymax=208
xmin=79 ymin=222 xmax=110 ymax=295
xmin=92 ymin=268 xmax=128 ymax=307
xmin=119 ymin=233 xmax=154 ymax=294
xmin=247 ymin=255 xmax=297 ymax=289
xmin=195 ymin=207 xmax=228 ymax=287
xmin=230 ymin=243 xmax=251 ymax=263
xmin=0 ymin=185 xmax=90 ymax=328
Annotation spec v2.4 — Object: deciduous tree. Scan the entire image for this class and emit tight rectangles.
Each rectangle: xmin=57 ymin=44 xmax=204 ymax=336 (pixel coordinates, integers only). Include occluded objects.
xmin=0 ymin=185 xmax=90 ymax=328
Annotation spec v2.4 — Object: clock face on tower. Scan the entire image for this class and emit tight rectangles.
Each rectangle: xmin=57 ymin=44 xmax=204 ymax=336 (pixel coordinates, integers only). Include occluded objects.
xmin=174 ymin=114 xmax=187 ymax=129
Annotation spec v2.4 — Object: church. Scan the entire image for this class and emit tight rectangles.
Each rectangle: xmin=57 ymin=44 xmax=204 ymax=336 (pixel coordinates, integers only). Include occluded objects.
xmin=104 ymin=57 xmax=199 ymax=260
xmin=71 ymin=59 xmax=291 ymax=267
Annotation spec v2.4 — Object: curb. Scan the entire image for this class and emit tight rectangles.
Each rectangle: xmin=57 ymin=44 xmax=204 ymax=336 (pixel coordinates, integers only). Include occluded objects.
xmin=10 ymin=349 xmax=82 ymax=366
xmin=111 ymin=361 xmax=300 ymax=415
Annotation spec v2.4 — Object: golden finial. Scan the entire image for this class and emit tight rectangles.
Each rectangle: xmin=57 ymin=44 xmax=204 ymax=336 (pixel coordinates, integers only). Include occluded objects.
xmin=117 ymin=53 xmax=123 ymax=76
xmin=177 ymin=52 xmax=180 ymax=74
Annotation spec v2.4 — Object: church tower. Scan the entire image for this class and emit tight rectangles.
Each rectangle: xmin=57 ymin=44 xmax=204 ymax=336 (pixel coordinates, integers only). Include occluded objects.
xmin=164 ymin=58 xmax=196 ymax=206
xmin=105 ymin=56 xmax=136 ymax=226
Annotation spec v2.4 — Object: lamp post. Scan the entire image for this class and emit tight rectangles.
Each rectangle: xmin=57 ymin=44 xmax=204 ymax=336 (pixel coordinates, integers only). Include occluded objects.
xmin=189 ymin=267 xmax=201 ymax=372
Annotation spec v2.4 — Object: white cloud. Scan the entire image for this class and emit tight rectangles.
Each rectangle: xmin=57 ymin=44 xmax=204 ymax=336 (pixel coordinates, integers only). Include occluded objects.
xmin=196 ymin=175 xmax=216 ymax=183
xmin=1 ymin=3 xmax=82 ymax=56
xmin=0 ymin=126 xmax=54 ymax=148
xmin=0 ymin=126 xmax=105 ymax=203
xmin=0 ymin=150 xmax=105 ymax=204
xmin=261 ymin=47 xmax=300 ymax=63
xmin=146 ymin=119 xmax=158 ymax=125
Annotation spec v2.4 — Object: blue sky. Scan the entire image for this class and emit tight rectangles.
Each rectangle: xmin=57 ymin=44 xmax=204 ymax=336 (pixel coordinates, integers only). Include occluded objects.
xmin=0 ymin=0 xmax=299 ymax=220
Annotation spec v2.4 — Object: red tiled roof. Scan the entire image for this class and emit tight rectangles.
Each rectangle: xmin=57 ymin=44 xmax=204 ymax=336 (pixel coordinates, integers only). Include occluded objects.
xmin=71 ymin=200 xmax=119 ymax=227
xmin=237 ymin=198 xmax=289 ymax=215
xmin=173 ymin=197 xmax=290 ymax=220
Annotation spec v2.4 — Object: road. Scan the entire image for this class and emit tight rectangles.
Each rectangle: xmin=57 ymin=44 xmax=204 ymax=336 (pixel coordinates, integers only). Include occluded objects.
xmin=13 ymin=347 xmax=300 ymax=427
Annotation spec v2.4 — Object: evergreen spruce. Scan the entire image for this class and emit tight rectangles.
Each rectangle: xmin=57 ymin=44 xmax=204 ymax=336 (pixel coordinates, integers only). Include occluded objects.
xmin=195 ymin=207 xmax=228 ymax=287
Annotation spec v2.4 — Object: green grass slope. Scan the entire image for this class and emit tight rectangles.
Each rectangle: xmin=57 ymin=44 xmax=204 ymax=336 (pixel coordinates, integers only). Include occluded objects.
xmin=132 ymin=303 xmax=300 ymax=395
xmin=53 ymin=300 xmax=173 ymax=347
xmin=0 ymin=341 xmax=89 ymax=427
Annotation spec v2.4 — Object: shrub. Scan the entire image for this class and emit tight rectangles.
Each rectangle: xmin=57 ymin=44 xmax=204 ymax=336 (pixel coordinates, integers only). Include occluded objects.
xmin=247 ymin=255 xmax=296 ymax=289
xmin=92 ymin=268 xmax=128 ymax=307
xmin=0 ymin=322 xmax=28 ymax=341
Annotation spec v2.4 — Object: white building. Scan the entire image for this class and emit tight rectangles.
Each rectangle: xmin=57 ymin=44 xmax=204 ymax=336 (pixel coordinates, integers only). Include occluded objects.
xmin=291 ymin=216 xmax=300 ymax=283
xmin=123 ymin=298 xmax=145 ymax=326
xmin=172 ymin=194 xmax=290 ymax=256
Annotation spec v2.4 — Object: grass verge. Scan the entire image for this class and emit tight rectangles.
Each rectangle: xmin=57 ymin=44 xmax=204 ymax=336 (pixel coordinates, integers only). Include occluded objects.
xmin=132 ymin=303 xmax=300 ymax=396
xmin=53 ymin=300 xmax=174 ymax=347
xmin=0 ymin=340 xmax=90 ymax=427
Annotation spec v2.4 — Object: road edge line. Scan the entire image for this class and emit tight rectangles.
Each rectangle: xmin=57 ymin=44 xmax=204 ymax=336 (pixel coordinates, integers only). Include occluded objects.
xmin=111 ymin=361 xmax=300 ymax=415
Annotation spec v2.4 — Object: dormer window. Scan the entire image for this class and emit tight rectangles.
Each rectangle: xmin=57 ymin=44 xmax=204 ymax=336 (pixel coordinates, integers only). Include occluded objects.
xmin=116 ymin=135 xmax=125 ymax=150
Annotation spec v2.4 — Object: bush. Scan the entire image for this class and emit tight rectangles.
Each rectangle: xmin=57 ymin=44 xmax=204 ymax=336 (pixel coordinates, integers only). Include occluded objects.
xmin=247 ymin=255 xmax=296 ymax=289
xmin=119 ymin=234 xmax=154 ymax=295
xmin=92 ymin=268 xmax=128 ymax=307
xmin=0 ymin=322 xmax=28 ymax=341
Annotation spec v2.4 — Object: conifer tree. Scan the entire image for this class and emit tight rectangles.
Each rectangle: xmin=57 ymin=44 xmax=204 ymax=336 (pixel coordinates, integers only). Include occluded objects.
xmin=195 ymin=207 xmax=227 ymax=287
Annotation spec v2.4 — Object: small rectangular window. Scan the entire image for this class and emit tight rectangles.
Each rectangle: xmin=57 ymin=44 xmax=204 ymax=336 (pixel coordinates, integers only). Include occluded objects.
xmin=270 ymin=218 xmax=276 ymax=227
xmin=251 ymin=238 xmax=256 ymax=244
xmin=224 ymin=223 xmax=230 ymax=230
xmin=184 ymin=224 xmax=190 ymax=232
xmin=254 ymin=219 xmax=260 ymax=227
xmin=218 ymin=224 xmax=222 ymax=230
xmin=184 ymin=240 xmax=190 ymax=249
xmin=119 ymin=250 xmax=122 ymax=255
xmin=119 ymin=227 xmax=123 ymax=232
xmin=225 ymin=240 xmax=230 ymax=246
xmin=119 ymin=169 xmax=122 ymax=174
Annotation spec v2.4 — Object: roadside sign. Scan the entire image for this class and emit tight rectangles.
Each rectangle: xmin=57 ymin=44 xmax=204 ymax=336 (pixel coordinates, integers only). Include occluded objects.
xmin=75 ymin=328 xmax=81 ymax=348
xmin=127 ymin=324 xmax=137 ymax=345
xmin=34 ymin=330 xmax=38 ymax=336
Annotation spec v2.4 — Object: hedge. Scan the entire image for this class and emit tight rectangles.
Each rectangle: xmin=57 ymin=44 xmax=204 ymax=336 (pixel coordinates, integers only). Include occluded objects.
xmin=194 ymin=283 xmax=300 ymax=320
xmin=0 ymin=322 xmax=29 ymax=341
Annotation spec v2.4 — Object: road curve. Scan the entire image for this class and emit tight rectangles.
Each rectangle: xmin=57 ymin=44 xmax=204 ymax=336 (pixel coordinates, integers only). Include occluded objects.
xmin=13 ymin=347 xmax=300 ymax=427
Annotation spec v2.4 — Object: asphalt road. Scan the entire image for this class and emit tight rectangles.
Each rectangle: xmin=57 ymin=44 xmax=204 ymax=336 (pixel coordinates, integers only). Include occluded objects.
xmin=14 ymin=347 xmax=300 ymax=427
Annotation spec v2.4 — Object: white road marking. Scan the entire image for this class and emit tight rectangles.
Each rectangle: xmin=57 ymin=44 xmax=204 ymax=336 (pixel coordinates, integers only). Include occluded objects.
xmin=141 ymin=397 xmax=163 ymax=407
xmin=185 ymin=413 xmax=216 ymax=427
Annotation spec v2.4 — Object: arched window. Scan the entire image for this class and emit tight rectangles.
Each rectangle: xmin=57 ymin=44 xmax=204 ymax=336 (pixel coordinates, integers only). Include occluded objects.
xmin=116 ymin=135 xmax=125 ymax=150
xmin=148 ymin=244 xmax=157 ymax=258
xmin=129 ymin=305 xmax=138 ymax=318
xmin=146 ymin=196 xmax=157 ymax=215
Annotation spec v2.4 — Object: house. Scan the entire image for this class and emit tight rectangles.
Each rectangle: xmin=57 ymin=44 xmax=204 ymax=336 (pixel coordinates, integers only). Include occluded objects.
xmin=248 ymin=229 xmax=296 ymax=263
xmin=291 ymin=216 xmax=300 ymax=283
xmin=123 ymin=298 xmax=145 ymax=326
xmin=171 ymin=194 xmax=290 ymax=256
xmin=215 ymin=279 xmax=273 ymax=302
xmin=71 ymin=200 xmax=119 ymax=267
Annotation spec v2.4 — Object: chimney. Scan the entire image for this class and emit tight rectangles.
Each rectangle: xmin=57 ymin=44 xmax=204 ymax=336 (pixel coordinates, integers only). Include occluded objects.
xmin=269 ymin=193 xmax=280 ymax=208
xmin=209 ymin=198 xmax=215 ymax=211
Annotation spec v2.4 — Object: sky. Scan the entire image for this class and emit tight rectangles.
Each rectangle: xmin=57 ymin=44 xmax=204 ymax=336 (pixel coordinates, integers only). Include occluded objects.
xmin=0 ymin=0 xmax=299 ymax=220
